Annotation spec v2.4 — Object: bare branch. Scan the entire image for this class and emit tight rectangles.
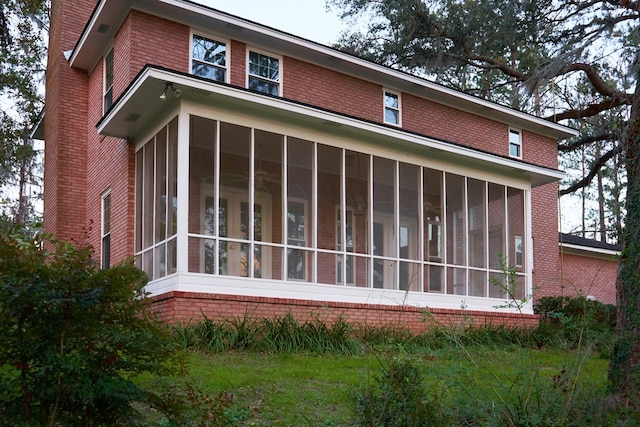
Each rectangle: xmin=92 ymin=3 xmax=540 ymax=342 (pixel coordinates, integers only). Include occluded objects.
xmin=560 ymin=144 xmax=624 ymax=195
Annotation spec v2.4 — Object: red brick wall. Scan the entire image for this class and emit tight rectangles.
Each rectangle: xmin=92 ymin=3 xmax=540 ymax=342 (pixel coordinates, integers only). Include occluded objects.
xmin=531 ymin=182 xmax=561 ymax=300
xmin=151 ymin=291 xmax=540 ymax=330
xmin=558 ymin=252 xmax=618 ymax=305
xmin=522 ymin=130 xmax=558 ymax=169
xmin=284 ymin=57 xmax=381 ymax=122
xmin=82 ymin=10 xmax=190 ymax=262
xmin=44 ymin=0 xmax=95 ymax=242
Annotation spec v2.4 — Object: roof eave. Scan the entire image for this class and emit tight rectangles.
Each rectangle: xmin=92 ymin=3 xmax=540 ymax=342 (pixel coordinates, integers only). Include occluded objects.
xmin=73 ymin=0 xmax=577 ymax=141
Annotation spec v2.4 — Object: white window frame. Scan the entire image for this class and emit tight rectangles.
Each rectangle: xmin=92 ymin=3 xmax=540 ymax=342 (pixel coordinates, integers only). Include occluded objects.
xmin=103 ymin=47 xmax=114 ymax=113
xmin=101 ymin=190 xmax=111 ymax=269
xmin=509 ymin=128 xmax=522 ymax=159
xmin=190 ymin=31 xmax=229 ymax=83
xmin=247 ymin=48 xmax=282 ymax=96
xmin=383 ymin=89 xmax=401 ymax=126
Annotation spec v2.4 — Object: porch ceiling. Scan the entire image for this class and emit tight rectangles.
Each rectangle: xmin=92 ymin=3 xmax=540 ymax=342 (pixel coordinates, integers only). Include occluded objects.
xmin=97 ymin=67 xmax=565 ymax=188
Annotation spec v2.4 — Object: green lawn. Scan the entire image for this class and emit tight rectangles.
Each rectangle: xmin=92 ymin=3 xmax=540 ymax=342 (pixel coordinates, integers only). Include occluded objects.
xmin=173 ymin=348 xmax=610 ymax=426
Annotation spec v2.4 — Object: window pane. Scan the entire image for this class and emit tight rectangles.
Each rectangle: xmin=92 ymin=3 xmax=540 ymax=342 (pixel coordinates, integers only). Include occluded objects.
xmin=469 ymin=270 xmax=487 ymax=297
xmin=468 ymin=178 xmax=485 ymax=268
xmin=373 ymin=157 xmax=396 ymax=289
xmin=447 ymin=266 xmax=466 ymax=295
xmin=399 ymin=162 xmax=419 ymax=261
xmin=446 ymin=173 xmax=465 ymax=266
xmin=155 ymin=126 xmax=167 ymax=242
xmin=220 ymin=123 xmax=251 ymax=239
xmin=508 ymin=188 xmax=525 ymax=272
xmin=424 ymin=168 xmax=443 ymax=262
xmin=168 ymin=117 xmax=178 ymax=236
xmin=142 ymin=140 xmax=154 ymax=248
xmin=192 ymin=35 xmax=226 ymax=81
xmin=346 ymin=151 xmax=369 ymax=254
xmin=189 ymin=116 xmax=217 ymax=235
xmin=248 ymin=51 xmax=279 ymax=95
xmin=317 ymin=252 xmax=337 ymax=285
xmin=425 ymin=264 xmax=443 ymax=292
xmin=384 ymin=93 xmax=398 ymax=109
xmin=288 ymin=137 xmax=314 ymax=248
xmin=317 ymin=145 xmax=341 ymax=251
xmin=488 ymin=183 xmax=505 ymax=269
xmin=384 ymin=108 xmax=399 ymax=124
xmin=135 ymin=150 xmax=143 ymax=252
xmin=255 ymin=130 xmax=283 ymax=244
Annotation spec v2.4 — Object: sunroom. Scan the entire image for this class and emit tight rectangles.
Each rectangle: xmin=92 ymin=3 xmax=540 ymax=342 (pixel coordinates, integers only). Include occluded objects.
xmin=99 ymin=67 xmax=566 ymax=314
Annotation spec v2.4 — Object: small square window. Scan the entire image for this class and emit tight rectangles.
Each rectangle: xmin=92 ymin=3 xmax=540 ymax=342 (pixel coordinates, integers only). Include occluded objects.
xmin=384 ymin=90 xmax=400 ymax=125
xmin=248 ymin=51 xmax=280 ymax=95
xmin=191 ymin=34 xmax=227 ymax=82
xmin=509 ymin=129 xmax=521 ymax=158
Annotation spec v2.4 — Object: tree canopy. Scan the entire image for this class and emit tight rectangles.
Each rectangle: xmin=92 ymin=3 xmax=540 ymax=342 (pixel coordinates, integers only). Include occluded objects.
xmin=0 ymin=0 xmax=49 ymax=230
xmin=329 ymin=0 xmax=640 ymax=407
xmin=330 ymin=0 xmax=639 ymax=241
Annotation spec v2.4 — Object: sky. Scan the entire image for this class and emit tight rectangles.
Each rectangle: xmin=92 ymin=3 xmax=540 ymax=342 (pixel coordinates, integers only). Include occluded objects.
xmin=197 ymin=0 xmax=346 ymax=45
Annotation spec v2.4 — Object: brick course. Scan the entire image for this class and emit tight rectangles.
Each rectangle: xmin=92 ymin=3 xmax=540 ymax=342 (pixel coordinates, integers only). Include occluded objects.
xmin=151 ymin=291 xmax=540 ymax=331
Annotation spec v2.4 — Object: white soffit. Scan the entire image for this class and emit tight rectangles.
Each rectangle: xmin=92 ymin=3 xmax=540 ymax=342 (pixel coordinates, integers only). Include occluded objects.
xmin=98 ymin=68 xmax=565 ymax=187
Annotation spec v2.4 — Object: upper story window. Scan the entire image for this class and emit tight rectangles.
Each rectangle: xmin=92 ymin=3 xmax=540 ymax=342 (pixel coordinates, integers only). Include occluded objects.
xmin=103 ymin=48 xmax=114 ymax=112
xmin=384 ymin=90 xmax=401 ymax=126
xmin=509 ymin=128 xmax=522 ymax=158
xmin=191 ymin=34 xmax=227 ymax=82
xmin=248 ymin=50 xmax=280 ymax=96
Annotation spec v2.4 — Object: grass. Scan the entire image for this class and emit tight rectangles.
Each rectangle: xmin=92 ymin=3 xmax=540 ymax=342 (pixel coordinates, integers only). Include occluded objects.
xmin=146 ymin=346 xmax=610 ymax=426
xmin=136 ymin=302 xmax=625 ymax=425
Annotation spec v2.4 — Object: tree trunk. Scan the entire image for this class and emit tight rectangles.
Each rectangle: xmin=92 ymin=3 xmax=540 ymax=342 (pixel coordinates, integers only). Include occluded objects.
xmin=608 ymin=65 xmax=640 ymax=406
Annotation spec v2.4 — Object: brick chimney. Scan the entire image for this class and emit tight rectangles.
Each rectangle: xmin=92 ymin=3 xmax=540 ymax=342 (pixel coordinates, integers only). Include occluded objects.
xmin=43 ymin=0 xmax=97 ymax=241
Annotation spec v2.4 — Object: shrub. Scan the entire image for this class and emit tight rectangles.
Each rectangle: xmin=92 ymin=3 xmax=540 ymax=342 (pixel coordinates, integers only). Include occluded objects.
xmin=356 ymin=357 xmax=440 ymax=426
xmin=0 ymin=231 xmax=178 ymax=425
xmin=534 ymin=296 xmax=616 ymax=351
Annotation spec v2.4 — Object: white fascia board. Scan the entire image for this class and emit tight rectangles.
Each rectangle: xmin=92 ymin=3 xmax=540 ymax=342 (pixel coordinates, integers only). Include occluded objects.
xmin=99 ymin=67 xmax=565 ymax=185
xmin=560 ymin=242 xmax=621 ymax=258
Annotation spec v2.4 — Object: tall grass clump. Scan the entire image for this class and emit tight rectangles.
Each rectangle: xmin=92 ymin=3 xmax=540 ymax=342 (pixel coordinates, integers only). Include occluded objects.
xmin=172 ymin=311 xmax=361 ymax=355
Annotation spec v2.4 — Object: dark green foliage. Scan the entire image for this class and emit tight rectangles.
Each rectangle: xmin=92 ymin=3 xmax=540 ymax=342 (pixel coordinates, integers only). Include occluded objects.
xmin=534 ymin=296 xmax=616 ymax=353
xmin=356 ymin=357 xmax=440 ymax=426
xmin=0 ymin=230 xmax=177 ymax=425
xmin=172 ymin=311 xmax=361 ymax=355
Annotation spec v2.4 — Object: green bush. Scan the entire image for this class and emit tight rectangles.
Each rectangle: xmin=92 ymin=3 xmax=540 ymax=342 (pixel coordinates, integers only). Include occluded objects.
xmin=0 ymin=231 xmax=178 ymax=425
xmin=356 ymin=357 xmax=440 ymax=426
xmin=534 ymin=296 xmax=616 ymax=352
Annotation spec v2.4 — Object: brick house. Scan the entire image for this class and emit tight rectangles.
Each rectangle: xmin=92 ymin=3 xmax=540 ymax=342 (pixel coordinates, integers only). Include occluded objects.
xmin=44 ymin=0 xmax=611 ymax=329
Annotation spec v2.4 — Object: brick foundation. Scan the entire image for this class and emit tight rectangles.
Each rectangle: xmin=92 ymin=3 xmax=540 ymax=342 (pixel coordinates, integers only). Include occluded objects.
xmin=150 ymin=291 xmax=539 ymax=331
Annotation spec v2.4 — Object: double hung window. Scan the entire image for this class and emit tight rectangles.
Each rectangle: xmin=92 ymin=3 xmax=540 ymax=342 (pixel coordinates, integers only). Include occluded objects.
xmin=384 ymin=90 xmax=401 ymax=125
xmin=248 ymin=50 xmax=280 ymax=96
xmin=509 ymin=128 xmax=522 ymax=158
xmin=191 ymin=34 xmax=227 ymax=82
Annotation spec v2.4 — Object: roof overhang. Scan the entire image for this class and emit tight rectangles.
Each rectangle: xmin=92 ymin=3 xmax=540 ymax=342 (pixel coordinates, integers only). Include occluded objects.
xmin=74 ymin=0 xmax=577 ymax=142
xmin=560 ymin=242 xmax=621 ymax=259
xmin=99 ymin=67 xmax=566 ymax=188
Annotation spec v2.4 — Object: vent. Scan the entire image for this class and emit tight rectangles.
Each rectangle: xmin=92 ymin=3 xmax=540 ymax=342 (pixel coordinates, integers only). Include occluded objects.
xmin=97 ymin=24 xmax=110 ymax=34
xmin=124 ymin=113 xmax=141 ymax=123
